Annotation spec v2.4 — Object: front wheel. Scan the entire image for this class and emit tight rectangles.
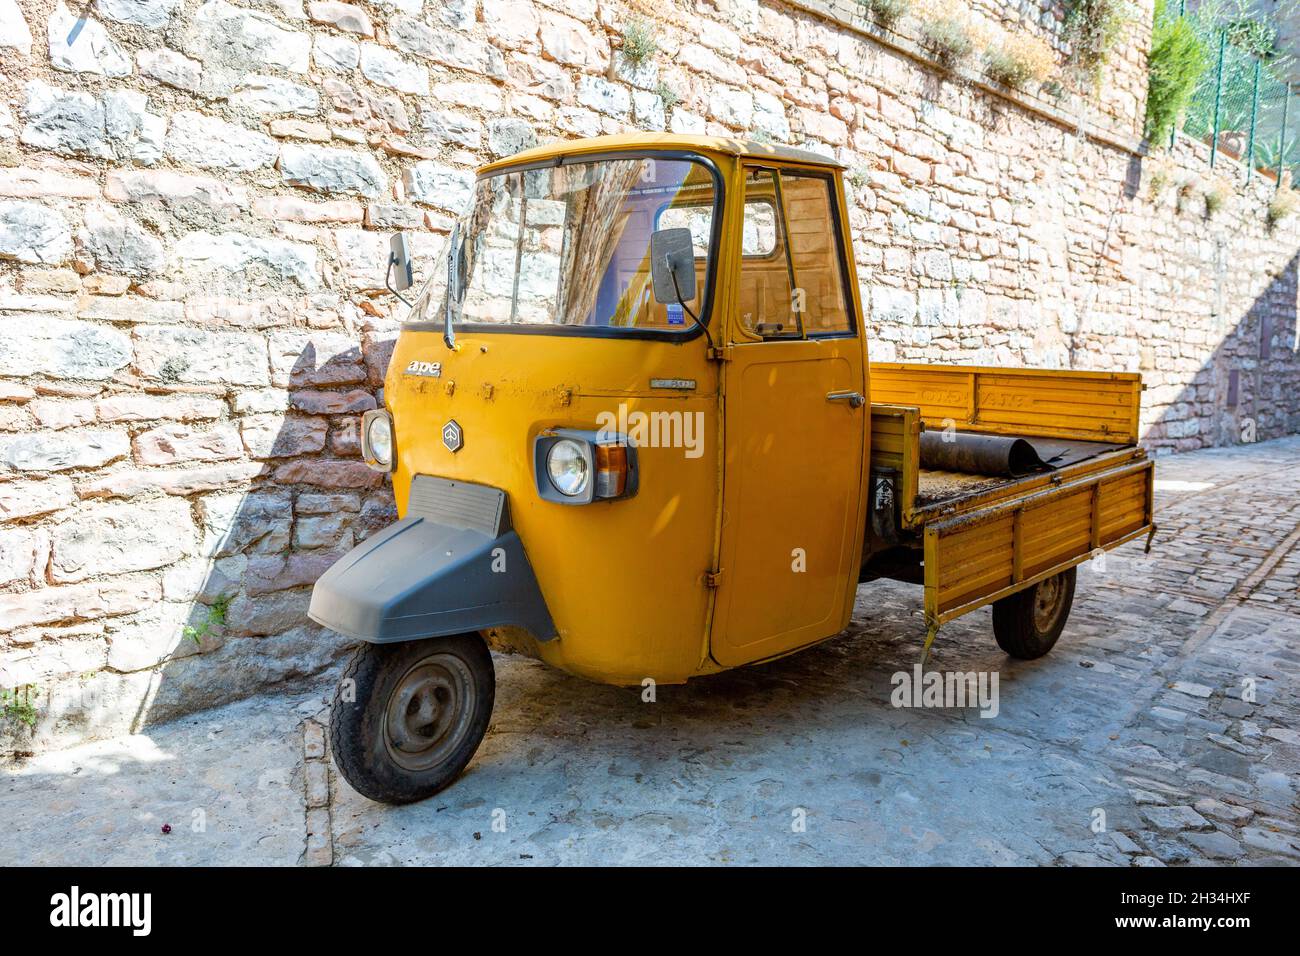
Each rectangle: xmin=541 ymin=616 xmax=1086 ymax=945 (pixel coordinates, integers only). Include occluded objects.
xmin=991 ymin=567 xmax=1076 ymax=660
xmin=330 ymin=634 xmax=495 ymax=804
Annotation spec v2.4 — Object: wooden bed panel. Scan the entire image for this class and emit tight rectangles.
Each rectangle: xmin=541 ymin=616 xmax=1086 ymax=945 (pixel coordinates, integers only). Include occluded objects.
xmin=871 ymin=362 xmax=1143 ymax=444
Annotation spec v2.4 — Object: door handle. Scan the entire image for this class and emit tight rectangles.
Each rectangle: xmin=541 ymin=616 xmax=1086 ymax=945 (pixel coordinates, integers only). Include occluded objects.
xmin=827 ymin=390 xmax=865 ymax=409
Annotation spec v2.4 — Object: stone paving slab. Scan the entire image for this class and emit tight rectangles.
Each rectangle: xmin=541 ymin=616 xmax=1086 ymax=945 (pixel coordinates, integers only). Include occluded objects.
xmin=4 ymin=437 xmax=1299 ymax=866
xmin=2 ymin=694 xmax=318 ymax=866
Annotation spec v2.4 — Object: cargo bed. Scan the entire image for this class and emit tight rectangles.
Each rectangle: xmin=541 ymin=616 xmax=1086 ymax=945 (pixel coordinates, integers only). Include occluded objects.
xmin=866 ymin=362 xmax=1155 ymax=631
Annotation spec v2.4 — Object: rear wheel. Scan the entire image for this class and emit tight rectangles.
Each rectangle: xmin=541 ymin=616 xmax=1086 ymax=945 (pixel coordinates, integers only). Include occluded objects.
xmin=330 ymin=634 xmax=494 ymax=804
xmin=991 ymin=567 xmax=1076 ymax=660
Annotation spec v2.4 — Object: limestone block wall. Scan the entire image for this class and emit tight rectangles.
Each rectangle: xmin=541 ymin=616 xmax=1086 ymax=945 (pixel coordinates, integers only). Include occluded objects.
xmin=0 ymin=0 xmax=1297 ymax=751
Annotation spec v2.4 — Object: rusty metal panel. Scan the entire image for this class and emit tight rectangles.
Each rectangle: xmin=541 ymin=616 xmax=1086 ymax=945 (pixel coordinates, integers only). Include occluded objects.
xmin=871 ymin=362 xmax=1143 ymax=444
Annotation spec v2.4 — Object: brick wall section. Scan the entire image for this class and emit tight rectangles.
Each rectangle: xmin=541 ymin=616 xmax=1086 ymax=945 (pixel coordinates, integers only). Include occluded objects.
xmin=0 ymin=0 xmax=1297 ymax=750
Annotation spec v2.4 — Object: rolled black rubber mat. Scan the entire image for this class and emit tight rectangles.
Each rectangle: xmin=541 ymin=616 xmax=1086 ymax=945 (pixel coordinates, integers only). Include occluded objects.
xmin=918 ymin=431 xmax=1132 ymax=478
xmin=918 ymin=430 xmax=1047 ymax=477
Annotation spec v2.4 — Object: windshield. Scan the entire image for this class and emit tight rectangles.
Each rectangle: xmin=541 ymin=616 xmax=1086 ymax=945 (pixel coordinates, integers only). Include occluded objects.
xmin=406 ymin=156 xmax=718 ymax=335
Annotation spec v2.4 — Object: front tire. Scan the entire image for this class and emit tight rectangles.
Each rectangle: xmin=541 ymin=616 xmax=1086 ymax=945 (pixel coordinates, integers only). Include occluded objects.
xmin=330 ymin=634 xmax=495 ymax=805
xmin=992 ymin=567 xmax=1076 ymax=660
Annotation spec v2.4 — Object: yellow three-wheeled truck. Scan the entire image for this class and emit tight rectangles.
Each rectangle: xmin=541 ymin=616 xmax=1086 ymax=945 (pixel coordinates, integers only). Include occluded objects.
xmin=310 ymin=134 xmax=1155 ymax=803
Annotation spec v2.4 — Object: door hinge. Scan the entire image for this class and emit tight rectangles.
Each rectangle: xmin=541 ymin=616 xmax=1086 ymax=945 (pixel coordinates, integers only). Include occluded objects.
xmin=708 ymin=345 xmax=733 ymax=362
xmin=705 ymin=567 xmax=724 ymax=588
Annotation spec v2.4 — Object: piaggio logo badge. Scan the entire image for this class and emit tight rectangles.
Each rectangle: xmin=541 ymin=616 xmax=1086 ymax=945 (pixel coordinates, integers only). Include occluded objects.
xmin=404 ymin=360 xmax=442 ymax=378
xmin=442 ymin=420 xmax=464 ymax=453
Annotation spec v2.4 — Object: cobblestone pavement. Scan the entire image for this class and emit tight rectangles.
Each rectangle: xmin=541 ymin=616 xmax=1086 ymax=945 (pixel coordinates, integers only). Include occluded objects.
xmin=5 ymin=438 xmax=1299 ymax=866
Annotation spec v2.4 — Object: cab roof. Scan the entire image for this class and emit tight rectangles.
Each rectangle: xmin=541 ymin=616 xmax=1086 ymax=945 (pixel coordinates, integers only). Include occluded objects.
xmin=477 ymin=133 xmax=844 ymax=176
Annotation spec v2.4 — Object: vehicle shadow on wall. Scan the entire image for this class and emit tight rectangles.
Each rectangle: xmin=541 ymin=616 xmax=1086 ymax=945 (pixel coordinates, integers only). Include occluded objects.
xmin=1142 ymin=249 xmax=1299 ymax=451
xmin=137 ymin=336 xmax=398 ymax=733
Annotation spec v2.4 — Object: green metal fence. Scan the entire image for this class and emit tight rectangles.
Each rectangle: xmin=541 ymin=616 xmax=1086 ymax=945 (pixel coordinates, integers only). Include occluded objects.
xmin=1176 ymin=4 xmax=1297 ymax=188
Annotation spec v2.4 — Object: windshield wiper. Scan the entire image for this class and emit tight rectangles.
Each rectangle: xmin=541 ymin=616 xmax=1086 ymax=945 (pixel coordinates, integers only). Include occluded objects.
xmin=509 ymin=193 xmax=528 ymax=324
xmin=444 ymin=222 xmax=459 ymax=351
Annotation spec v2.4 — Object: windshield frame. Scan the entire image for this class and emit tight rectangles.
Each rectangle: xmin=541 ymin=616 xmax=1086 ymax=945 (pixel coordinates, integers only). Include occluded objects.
xmin=402 ymin=149 xmax=726 ymax=342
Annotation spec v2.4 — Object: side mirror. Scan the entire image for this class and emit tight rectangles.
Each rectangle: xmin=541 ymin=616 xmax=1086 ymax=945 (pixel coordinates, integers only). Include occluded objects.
xmin=387 ymin=232 xmax=413 ymax=292
xmin=650 ymin=227 xmax=696 ymax=304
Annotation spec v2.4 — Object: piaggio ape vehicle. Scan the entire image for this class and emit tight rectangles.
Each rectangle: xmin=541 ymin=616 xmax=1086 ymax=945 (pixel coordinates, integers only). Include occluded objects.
xmin=309 ymin=134 xmax=1156 ymax=804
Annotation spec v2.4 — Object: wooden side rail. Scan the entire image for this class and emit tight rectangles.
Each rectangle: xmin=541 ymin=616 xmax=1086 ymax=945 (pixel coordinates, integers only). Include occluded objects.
xmin=871 ymin=362 xmax=1143 ymax=445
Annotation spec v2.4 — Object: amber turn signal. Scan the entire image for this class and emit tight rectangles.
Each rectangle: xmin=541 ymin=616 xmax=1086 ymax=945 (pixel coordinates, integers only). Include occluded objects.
xmin=595 ymin=442 xmax=629 ymax=499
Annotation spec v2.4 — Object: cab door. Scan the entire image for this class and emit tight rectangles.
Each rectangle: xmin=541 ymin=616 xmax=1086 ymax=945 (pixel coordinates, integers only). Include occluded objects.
xmin=711 ymin=166 xmax=868 ymax=667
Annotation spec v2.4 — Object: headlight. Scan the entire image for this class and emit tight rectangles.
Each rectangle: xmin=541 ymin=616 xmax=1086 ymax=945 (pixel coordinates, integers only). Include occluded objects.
xmin=367 ymin=417 xmax=392 ymax=465
xmin=546 ymin=439 xmax=589 ymax=497
xmin=533 ymin=429 xmax=638 ymax=505
xmin=360 ymin=409 xmax=395 ymax=472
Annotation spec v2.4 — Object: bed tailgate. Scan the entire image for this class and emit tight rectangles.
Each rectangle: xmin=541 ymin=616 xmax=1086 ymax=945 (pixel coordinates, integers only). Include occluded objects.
xmin=922 ymin=455 xmax=1154 ymax=626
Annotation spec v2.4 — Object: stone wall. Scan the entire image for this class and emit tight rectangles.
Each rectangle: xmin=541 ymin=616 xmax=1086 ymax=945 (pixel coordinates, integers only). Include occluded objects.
xmin=1 ymin=0 xmax=1298 ymax=751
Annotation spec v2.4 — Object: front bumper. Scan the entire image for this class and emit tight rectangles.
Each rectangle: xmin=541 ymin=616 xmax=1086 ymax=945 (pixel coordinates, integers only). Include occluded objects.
xmin=308 ymin=476 xmax=556 ymax=644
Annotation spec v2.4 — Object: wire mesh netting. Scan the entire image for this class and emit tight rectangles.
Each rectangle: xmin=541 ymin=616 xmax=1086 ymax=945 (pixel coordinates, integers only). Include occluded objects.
xmin=1178 ymin=6 xmax=1297 ymax=187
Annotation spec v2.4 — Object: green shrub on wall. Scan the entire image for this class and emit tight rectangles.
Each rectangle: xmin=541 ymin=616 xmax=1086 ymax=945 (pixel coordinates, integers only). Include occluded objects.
xmin=1266 ymin=188 xmax=1299 ymax=228
xmin=915 ymin=0 xmax=979 ymax=69
xmin=1146 ymin=0 xmax=1210 ymax=144
xmin=858 ymin=0 xmax=912 ymax=30
xmin=1064 ymin=0 xmax=1131 ymax=81
xmin=984 ymin=33 xmax=1056 ymax=90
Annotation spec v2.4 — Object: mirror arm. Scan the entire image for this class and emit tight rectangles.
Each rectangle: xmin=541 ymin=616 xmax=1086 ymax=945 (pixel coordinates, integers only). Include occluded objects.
xmin=668 ymin=259 xmax=714 ymax=353
xmin=384 ymin=254 xmax=412 ymax=308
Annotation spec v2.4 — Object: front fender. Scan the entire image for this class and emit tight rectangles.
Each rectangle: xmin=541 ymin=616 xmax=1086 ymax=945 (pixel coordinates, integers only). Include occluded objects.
xmin=308 ymin=477 xmax=556 ymax=644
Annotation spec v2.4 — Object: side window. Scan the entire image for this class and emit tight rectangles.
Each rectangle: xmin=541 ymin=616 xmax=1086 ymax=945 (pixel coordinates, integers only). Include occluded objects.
xmin=738 ymin=168 xmax=799 ymax=338
xmin=737 ymin=167 xmax=854 ymax=339
xmin=741 ymin=200 xmax=777 ymax=256
xmin=780 ymin=172 xmax=853 ymax=336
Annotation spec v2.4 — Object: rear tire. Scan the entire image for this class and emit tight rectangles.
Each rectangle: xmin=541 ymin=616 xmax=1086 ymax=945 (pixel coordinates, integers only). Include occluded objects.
xmin=992 ymin=567 xmax=1076 ymax=660
xmin=329 ymin=634 xmax=494 ymax=805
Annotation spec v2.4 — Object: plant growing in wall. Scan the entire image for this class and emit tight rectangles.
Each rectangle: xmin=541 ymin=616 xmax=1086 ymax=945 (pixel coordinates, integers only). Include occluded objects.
xmin=1203 ymin=177 xmax=1232 ymax=217
xmin=1064 ymin=0 xmax=1131 ymax=82
xmin=620 ymin=18 xmax=659 ymax=69
xmin=183 ymin=594 xmax=232 ymax=645
xmin=1266 ymin=188 xmax=1298 ymax=228
xmin=984 ymin=32 xmax=1056 ymax=90
xmin=858 ymin=0 xmax=912 ymax=31
xmin=1146 ymin=155 xmax=1179 ymax=200
xmin=1 ymin=685 xmax=39 ymax=729
xmin=1145 ymin=0 xmax=1210 ymax=145
xmin=655 ymin=81 xmax=679 ymax=114
xmin=915 ymin=0 xmax=980 ymax=70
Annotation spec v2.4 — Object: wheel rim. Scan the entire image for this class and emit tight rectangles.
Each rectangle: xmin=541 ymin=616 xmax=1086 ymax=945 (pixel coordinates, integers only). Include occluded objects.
xmin=1032 ymin=574 xmax=1067 ymax=633
xmin=383 ymin=653 xmax=477 ymax=773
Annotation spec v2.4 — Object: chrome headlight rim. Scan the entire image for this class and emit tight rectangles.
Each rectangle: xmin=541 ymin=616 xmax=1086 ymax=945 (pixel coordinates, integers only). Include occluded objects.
xmin=545 ymin=438 xmax=589 ymax=497
xmin=360 ymin=408 xmax=396 ymax=473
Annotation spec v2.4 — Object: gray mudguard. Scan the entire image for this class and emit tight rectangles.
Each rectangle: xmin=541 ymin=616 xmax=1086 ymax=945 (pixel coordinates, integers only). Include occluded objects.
xmin=308 ymin=476 xmax=556 ymax=644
